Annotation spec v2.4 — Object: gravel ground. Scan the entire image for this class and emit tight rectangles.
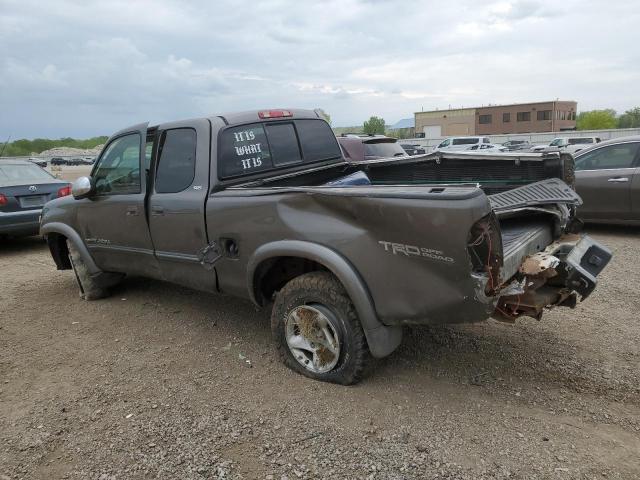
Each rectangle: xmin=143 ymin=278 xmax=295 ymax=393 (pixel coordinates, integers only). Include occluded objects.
xmin=1 ymin=226 xmax=639 ymax=479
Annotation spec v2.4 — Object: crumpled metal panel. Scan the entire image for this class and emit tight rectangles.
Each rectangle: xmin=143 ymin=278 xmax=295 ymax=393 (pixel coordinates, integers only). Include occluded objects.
xmin=489 ymin=178 xmax=582 ymax=212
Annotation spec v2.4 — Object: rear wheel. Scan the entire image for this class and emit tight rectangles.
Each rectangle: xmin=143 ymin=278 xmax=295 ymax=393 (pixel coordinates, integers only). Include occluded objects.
xmin=66 ymin=240 xmax=109 ymax=300
xmin=271 ymin=272 xmax=370 ymax=385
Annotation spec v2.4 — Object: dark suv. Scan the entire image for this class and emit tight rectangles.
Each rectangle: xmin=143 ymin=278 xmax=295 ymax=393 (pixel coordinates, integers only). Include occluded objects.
xmin=337 ymin=134 xmax=408 ymax=161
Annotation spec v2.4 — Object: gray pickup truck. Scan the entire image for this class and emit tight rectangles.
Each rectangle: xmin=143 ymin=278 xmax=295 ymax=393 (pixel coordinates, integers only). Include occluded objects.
xmin=41 ymin=109 xmax=611 ymax=384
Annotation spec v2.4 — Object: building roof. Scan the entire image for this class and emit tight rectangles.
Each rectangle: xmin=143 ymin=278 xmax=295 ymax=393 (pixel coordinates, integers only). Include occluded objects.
xmin=415 ymin=100 xmax=577 ymax=115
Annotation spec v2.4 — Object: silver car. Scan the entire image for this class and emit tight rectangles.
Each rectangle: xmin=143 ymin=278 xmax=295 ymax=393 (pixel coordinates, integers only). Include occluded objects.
xmin=574 ymin=135 xmax=640 ymax=225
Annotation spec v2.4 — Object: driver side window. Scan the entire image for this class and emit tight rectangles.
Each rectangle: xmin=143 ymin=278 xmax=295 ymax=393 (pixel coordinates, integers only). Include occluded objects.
xmin=93 ymin=134 xmax=141 ymax=195
xmin=575 ymin=143 xmax=640 ymax=171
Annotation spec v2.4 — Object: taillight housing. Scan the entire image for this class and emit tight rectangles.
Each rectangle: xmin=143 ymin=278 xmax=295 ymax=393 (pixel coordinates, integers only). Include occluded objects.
xmin=0 ymin=193 xmax=7 ymax=206
xmin=258 ymin=109 xmax=292 ymax=119
xmin=57 ymin=185 xmax=72 ymax=198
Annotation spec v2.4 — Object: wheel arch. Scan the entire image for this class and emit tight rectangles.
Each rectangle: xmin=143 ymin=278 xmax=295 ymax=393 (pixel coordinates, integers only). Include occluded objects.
xmin=247 ymin=240 xmax=402 ymax=358
xmin=41 ymin=222 xmax=100 ymax=274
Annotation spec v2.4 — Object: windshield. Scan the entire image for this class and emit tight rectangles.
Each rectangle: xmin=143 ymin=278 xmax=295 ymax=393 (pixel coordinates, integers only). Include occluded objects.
xmin=549 ymin=138 xmax=564 ymax=146
xmin=0 ymin=163 xmax=56 ymax=187
xmin=452 ymin=138 xmax=479 ymax=145
xmin=569 ymin=138 xmax=594 ymax=145
xmin=364 ymin=141 xmax=407 ymax=158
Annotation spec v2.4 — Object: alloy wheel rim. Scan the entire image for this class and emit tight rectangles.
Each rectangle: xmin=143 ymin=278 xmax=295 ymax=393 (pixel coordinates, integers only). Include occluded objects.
xmin=285 ymin=304 xmax=341 ymax=373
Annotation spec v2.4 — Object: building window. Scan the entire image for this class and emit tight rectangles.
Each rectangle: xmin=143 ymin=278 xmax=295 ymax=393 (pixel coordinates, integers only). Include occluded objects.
xmin=479 ymin=114 xmax=492 ymax=124
xmin=503 ymin=113 xmax=510 ymax=123
xmin=517 ymin=111 xmax=531 ymax=122
xmin=537 ymin=110 xmax=552 ymax=121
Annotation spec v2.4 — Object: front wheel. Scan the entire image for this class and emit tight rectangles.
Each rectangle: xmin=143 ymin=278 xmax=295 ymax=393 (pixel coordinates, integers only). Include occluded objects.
xmin=271 ymin=272 xmax=370 ymax=385
xmin=66 ymin=240 xmax=109 ymax=300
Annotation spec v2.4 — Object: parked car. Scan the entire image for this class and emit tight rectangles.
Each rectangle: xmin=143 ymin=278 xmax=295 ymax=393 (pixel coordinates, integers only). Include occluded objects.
xmin=41 ymin=109 xmax=610 ymax=384
xmin=531 ymin=137 xmax=601 ymax=154
xmin=574 ymin=136 xmax=640 ymax=225
xmin=435 ymin=136 xmax=491 ymax=151
xmin=50 ymin=157 xmax=67 ymax=166
xmin=28 ymin=157 xmax=48 ymax=168
xmin=465 ymin=143 xmax=507 ymax=152
xmin=337 ymin=134 xmax=409 ymax=161
xmin=0 ymin=159 xmax=71 ymax=238
xmin=501 ymin=140 xmax=531 ymax=151
xmin=400 ymin=143 xmax=427 ymax=156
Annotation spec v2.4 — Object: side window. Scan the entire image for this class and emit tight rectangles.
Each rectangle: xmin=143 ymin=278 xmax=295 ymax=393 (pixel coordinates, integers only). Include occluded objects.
xmin=265 ymin=123 xmax=302 ymax=167
xmin=483 ymin=138 xmax=490 ymax=143
xmin=219 ymin=123 xmax=273 ymax=178
xmin=155 ymin=128 xmax=197 ymax=193
xmin=575 ymin=143 xmax=640 ymax=171
xmin=93 ymin=133 xmax=141 ymax=195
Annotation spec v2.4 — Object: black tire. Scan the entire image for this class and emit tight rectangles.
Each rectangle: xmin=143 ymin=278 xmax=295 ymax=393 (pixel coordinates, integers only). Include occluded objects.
xmin=271 ymin=271 xmax=370 ymax=385
xmin=66 ymin=240 xmax=109 ymax=300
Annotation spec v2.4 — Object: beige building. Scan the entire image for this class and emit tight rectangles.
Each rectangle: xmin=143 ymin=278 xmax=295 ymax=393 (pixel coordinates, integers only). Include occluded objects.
xmin=415 ymin=101 xmax=577 ymax=138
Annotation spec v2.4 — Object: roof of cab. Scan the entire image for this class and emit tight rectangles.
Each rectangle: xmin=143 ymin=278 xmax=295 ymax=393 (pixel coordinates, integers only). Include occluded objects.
xmin=214 ymin=108 xmax=322 ymax=125
xmin=574 ymin=135 xmax=640 ymax=156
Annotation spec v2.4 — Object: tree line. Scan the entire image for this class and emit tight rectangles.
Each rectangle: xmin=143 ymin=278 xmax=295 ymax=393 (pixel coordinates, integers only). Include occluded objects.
xmin=576 ymin=107 xmax=640 ymax=130
xmin=0 ymin=136 xmax=108 ymax=157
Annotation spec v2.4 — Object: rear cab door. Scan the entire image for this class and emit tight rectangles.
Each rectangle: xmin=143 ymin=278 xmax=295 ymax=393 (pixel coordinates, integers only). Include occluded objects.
xmin=575 ymin=141 xmax=640 ymax=221
xmin=146 ymin=118 xmax=215 ymax=291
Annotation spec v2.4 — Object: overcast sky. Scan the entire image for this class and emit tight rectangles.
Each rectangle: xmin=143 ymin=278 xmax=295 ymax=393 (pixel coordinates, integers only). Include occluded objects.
xmin=1 ymin=0 xmax=639 ymax=139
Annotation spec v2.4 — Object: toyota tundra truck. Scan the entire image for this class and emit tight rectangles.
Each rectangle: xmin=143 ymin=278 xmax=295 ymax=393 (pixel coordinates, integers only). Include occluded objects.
xmin=40 ymin=109 xmax=611 ymax=384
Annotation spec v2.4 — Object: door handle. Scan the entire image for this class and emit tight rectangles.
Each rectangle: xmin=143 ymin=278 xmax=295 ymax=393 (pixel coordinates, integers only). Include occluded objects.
xmin=126 ymin=205 xmax=139 ymax=216
xmin=151 ymin=205 xmax=164 ymax=215
xmin=607 ymin=177 xmax=629 ymax=183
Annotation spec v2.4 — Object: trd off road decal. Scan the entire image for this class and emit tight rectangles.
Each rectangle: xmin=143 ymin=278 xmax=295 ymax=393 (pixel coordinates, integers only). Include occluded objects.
xmin=378 ymin=241 xmax=454 ymax=264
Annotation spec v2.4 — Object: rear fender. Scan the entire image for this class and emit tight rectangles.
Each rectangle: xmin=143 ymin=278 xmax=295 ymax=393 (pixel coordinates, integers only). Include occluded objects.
xmin=247 ymin=240 xmax=403 ymax=358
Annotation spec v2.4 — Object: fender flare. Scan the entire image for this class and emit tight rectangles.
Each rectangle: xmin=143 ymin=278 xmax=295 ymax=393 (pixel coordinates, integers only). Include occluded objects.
xmin=41 ymin=222 xmax=101 ymax=275
xmin=247 ymin=240 xmax=402 ymax=358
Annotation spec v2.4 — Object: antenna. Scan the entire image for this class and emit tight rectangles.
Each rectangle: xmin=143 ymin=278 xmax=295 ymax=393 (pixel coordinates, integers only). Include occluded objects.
xmin=0 ymin=134 xmax=11 ymax=157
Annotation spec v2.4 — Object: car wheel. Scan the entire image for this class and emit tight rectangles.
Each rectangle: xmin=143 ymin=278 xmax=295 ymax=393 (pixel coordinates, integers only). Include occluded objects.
xmin=66 ymin=240 xmax=109 ymax=300
xmin=271 ymin=271 xmax=370 ymax=385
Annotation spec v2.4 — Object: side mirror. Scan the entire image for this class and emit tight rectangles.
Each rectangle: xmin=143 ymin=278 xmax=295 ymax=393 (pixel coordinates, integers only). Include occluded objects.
xmin=71 ymin=176 xmax=94 ymax=199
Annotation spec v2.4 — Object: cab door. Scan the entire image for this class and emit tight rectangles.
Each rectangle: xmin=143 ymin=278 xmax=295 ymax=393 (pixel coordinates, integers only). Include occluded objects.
xmin=146 ymin=119 xmax=216 ymax=292
xmin=75 ymin=123 xmax=160 ymax=277
xmin=575 ymin=142 xmax=640 ymax=221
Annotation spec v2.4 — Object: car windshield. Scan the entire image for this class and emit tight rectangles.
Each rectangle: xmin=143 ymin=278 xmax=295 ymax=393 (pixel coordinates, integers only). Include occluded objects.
xmin=364 ymin=141 xmax=407 ymax=158
xmin=452 ymin=138 xmax=479 ymax=145
xmin=549 ymin=139 xmax=564 ymax=146
xmin=0 ymin=163 xmax=56 ymax=187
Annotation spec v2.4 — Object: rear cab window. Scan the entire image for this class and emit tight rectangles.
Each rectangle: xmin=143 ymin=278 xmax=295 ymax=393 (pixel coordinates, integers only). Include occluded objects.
xmin=218 ymin=119 xmax=341 ymax=179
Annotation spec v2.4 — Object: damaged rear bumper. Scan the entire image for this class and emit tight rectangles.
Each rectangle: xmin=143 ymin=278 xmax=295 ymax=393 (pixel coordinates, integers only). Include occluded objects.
xmin=493 ymin=234 xmax=612 ymax=322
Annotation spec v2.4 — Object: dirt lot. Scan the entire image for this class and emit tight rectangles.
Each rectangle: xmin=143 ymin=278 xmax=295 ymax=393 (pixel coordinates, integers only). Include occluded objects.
xmin=1 ymin=227 xmax=639 ymax=480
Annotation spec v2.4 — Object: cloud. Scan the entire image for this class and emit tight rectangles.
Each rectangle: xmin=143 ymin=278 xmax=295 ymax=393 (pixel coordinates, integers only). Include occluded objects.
xmin=0 ymin=0 xmax=638 ymax=138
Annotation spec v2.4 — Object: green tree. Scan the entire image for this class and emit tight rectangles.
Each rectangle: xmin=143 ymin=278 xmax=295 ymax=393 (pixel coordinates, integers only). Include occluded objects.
xmin=617 ymin=107 xmax=640 ymax=128
xmin=0 ymin=136 xmax=108 ymax=157
xmin=576 ymin=109 xmax=617 ymax=130
xmin=363 ymin=116 xmax=386 ymax=135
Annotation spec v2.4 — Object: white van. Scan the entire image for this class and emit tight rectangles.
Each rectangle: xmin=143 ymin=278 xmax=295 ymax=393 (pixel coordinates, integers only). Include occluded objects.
xmin=435 ymin=136 xmax=492 ymax=151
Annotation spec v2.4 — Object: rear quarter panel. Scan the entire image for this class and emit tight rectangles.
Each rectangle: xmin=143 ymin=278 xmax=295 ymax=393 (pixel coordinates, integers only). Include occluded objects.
xmin=207 ymin=186 xmax=496 ymax=326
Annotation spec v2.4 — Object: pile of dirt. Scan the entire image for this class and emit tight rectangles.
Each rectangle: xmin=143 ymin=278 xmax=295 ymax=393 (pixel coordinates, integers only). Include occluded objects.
xmin=36 ymin=145 xmax=104 ymax=157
